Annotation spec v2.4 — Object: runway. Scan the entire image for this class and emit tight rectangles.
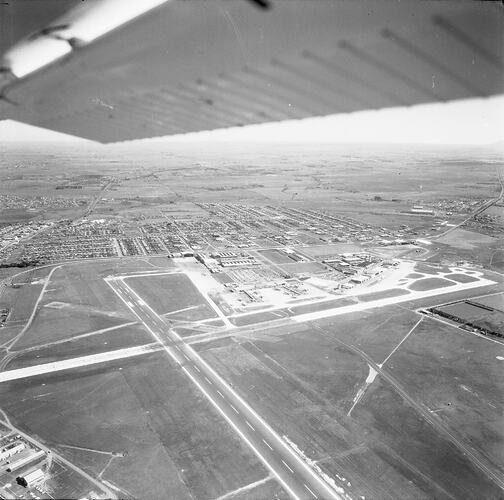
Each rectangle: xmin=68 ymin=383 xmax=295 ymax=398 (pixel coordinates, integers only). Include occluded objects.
xmin=0 ymin=343 xmax=160 ymax=383
xmin=106 ymin=277 xmax=345 ymax=500
xmin=292 ymin=275 xmax=497 ymax=324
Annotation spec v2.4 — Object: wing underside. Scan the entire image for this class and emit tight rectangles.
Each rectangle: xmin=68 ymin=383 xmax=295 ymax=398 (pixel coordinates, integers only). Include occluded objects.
xmin=0 ymin=0 xmax=503 ymax=143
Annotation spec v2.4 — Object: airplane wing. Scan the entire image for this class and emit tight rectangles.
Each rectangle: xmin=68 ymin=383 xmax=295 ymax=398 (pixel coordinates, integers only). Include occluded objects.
xmin=0 ymin=0 xmax=502 ymax=143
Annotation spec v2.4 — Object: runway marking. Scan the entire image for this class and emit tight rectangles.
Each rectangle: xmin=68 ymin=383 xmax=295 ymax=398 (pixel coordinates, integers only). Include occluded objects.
xmin=304 ymin=484 xmax=318 ymax=498
xmin=262 ymin=439 xmax=273 ymax=450
xmin=217 ymin=390 xmax=224 ymax=398
xmin=183 ymin=354 xmax=190 ymax=361
xmin=106 ymin=278 xmax=343 ymax=500
xmin=204 ymin=376 xmax=212 ymax=385
xmin=282 ymin=460 xmax=294 ymax=473
xmin=181 ymin=366 xmax=301 ymax=500
xmin=245 ymin=420 xmax=255 ymax=431
xmin=194 ymin=366 xmax=200 ymax=372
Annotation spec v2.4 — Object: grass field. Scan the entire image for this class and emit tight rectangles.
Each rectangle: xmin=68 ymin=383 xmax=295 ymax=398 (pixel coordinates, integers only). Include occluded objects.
xmin=125 ymin=273 xmax=216 ymax=318
xmin=198 ymin=307 xmax=503 ymax=499
xmin=112 ymin=258 xmax=178 ymax=273
xmin=348 ymin=378 xmax=501 ymax=500
xmin=279 ymin=262 xmax=326 ymax=274
xmin=13 ymin=306 xmax=130 ymax=351
xmin=173 ymin=326 xmax=209 ymax=338
xmin=231 ymin=477 xmax=289 ymax=500
xmin=473 ymin=293 xmax=504 ymax=312
xmin=51 ymin=264 xmax=136 ymax=316
xmin=408 ymin=278 xmax=454 ymax=291
xmin=0 ymin=267 xmax=51 ymax=326
xmin=385 ymin=317 xmax=504 ymax=478
xmin=230 ymin=310 xmax=287 ymax=327
xmin=0 ymin=325 xmax=24 ymax=346
xmin=11 ymin=263 xmax=140 ymax=349
xmin=445 ymin=273 xmax=479 ymax=283
xmin=289 ymin=296 xmax=357 ymax=315
xmin=172 ymin=319 xmax=226 ymax=338
xmin=438 ymin=302 xmax=504 ymax=334
xmin=396 ymin=283 xmax=503 ymax=314
xmin=0 ymin=351 xmax=268 ymax=500
xmin=146 ymin=256 xmax=178 ymax=268
xmin=414 ymin=263 xmax=452 ymax=275
xmin=0 ymin=208 xmax=38 ymax=223
xmin=436 ymin=228 xmax=498 ymax=250
xmin=6 ymin=323 xmax=152 ymax=370
xmin=163 ymin=303 xmax=217 ymax=322
xmin=204 ymin=319 xmax=226 ymax=327
xmin=258 ymin=249 xmax=294 ymax=264
xmin=357 ymin=288 xmax=410 ymax=302
xmin=311 ymin=307 xmax=424 ymax=363
xmin=490 ymin=249 xmax=504 ymax=272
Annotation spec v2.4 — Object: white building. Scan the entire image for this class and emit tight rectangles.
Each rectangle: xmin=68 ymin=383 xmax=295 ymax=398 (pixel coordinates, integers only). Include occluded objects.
xmin=17 ymin=468 xmax=45 ymax=488
xmin=0 ymin=441 xmax=25 ymax=461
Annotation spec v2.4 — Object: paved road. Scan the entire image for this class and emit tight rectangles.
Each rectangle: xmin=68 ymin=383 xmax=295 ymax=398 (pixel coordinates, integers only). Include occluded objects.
xmin=106 ymin=277 xmax=343 ymax=500
xmin=433 ymin=167 xmax=504 ymax=239
xmin=82 ymin=180 xmax=114 ymax=218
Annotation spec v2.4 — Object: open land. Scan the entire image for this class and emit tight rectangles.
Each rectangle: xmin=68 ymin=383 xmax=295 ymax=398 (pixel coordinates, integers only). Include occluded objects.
xmin=125 ymin=273 xmax=216 ymax=319
xmin=198 ymin=310 xmax=504 ymax=500
xmin=0 ymin=352 xmax=269 ymax=499
xmin=475 ymin=292 xmax=504 ymax=311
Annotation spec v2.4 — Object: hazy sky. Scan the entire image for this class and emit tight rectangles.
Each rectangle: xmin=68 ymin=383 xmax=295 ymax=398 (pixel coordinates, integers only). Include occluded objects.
xmin=0 ymin=95 xmax=503 ymax=145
